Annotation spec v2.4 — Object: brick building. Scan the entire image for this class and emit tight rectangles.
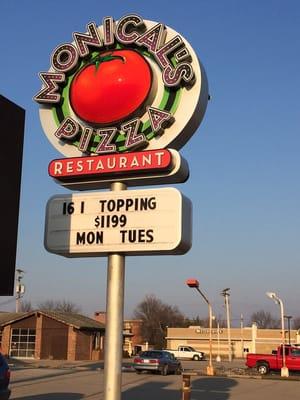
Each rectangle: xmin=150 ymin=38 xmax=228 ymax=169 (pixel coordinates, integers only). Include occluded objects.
xmin=94 ymin=311 xmax=145 ymax=355
xmin=0 ymin=310 xmax=105 ymax=360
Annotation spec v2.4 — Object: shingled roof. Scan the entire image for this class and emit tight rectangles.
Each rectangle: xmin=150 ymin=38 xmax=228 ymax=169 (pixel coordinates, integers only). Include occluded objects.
xmin=0 ymin=312 xmax=24 ymax=326
xmin=41 ymin=311 xmax=105 ymax=330
xmin=0 ymin=310 xmax=105 ymax=330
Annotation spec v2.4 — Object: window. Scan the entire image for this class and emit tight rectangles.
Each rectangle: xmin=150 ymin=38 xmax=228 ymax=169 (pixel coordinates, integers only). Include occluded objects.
xmin=291 ymin=349 xmax=300 ymax=357
xmin=10 ymin=328 xmax=36 ymax=358
xmin=92 ymin=332 xmax=101 ymax=350
xmin=279 ymin=347 xmax=290 ymax=356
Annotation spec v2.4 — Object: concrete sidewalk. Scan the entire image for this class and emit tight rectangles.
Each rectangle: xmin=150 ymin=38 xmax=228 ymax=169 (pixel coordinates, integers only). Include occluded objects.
xmin=8 ymin=357 xmax=104 ymax=370
xmin=8 ymin=357 xmax=135 ymax=371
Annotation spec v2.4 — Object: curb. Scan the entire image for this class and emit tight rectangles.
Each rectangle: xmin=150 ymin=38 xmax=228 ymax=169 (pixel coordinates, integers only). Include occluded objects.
xmin=182 ymin=369 xmax=300 ymax=381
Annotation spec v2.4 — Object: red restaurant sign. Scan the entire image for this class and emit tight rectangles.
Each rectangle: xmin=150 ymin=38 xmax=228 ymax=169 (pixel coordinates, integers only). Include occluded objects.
xmin=49 ymin=149 xmax=172 ymax=181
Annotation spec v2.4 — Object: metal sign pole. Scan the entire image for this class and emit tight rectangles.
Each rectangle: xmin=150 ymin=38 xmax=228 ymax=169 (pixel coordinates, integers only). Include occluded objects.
xmin=104 ymin=181 xmax=126 ymax=400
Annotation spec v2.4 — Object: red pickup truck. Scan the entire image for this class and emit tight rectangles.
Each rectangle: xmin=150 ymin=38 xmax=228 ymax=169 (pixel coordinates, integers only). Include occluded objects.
xmin=246 ymin=345 xmax=300 ymax=375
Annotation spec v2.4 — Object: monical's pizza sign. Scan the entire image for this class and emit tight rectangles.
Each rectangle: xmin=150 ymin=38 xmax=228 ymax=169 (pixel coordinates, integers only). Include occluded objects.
xmin=34 ymin=14 xmax=208 ymax=158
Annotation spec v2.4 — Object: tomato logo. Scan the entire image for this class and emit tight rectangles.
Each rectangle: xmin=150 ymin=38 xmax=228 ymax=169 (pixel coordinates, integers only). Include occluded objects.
xmin=70 ymin=49 xmax=152 ymax=125
xmin=35 ymin=15 xmax=208 ymax=157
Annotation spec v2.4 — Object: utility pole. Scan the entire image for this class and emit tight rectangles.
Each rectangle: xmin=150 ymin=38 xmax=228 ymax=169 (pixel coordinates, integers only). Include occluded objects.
xmin=221 ymin=288 xmax=232 ymax=362
xmin=15 ymin=269 xmax=25 ymax=312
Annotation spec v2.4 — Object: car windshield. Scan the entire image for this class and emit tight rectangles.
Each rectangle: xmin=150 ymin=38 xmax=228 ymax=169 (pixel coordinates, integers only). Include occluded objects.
xmin=140 ymin=351 xmax=163 ymax=358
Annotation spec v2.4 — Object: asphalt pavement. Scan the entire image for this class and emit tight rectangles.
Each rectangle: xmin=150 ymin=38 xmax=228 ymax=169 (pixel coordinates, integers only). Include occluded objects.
xmin=8 ymin=357 xmax=300 ymax=381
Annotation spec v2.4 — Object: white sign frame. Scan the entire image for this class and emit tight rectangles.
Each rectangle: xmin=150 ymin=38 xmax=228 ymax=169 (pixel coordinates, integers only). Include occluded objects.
xmin=45 ymin=187 xmax=192 ymax=257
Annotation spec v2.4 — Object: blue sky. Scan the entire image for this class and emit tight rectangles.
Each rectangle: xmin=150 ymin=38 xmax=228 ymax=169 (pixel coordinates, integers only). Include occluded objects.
xmin=0 ymin=0 xmax=299 ymax=325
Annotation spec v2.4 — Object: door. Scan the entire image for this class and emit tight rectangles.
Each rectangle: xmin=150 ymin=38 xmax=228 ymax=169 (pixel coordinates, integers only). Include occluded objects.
xmin=10 ymin=328 xmax=36 ymax=358
xmin=287 ymin=347 xmax=300 ymax=370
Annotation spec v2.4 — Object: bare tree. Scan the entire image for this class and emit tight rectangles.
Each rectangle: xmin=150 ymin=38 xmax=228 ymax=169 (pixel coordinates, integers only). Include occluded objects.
xmin=250 ymin=310 xmax=280 ymax=328
xmin=133 ymin=294 xmax=186 ymax=348
xmin=19 ymin=300 xmax=33 ymax=312
xmin=37 ymin=299 xmax=81 ymax=313
xmin=293 ymin=317 xmax=300 ymax=330
xmin=185 ymin=315 xmax=226 ymax=328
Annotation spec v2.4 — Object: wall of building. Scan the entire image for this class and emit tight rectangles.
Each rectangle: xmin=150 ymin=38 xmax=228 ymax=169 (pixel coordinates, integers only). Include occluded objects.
xmin=0 ymin=313 xmax=105 ymax=361
xmin=40 ymin=315 xmax=68 ymax=360
xmin=1 ymin=315 xmax=37 ymax=358
xmin=123 ymin=319 xmax=144 ymax=355
xmin=1 ymin=326 xmax=11 ymax=357
xmin=12 ymin=315 xmax=36 ymax=329
xmin=95 ymin=311 xmax=144 ymax=356
xmin=166 ymin=325 xmax=299 ymax=358
xmin=75 ymin=330 xmax=92 ymax=360
xmin=94 ymin=311 xmax=106 ymax=324
xmin=128 ymin=320 xmax=143 ymax=346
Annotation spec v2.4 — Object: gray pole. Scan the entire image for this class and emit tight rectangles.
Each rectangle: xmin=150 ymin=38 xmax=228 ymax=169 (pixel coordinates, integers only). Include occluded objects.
xmin=195 ymin=286 xmax=214 ymax=375
xmin=15 ymin=269 xmax=25 ymax=313
xmin=225 ymin=294 xmax=232 ymax=362
xmin=240 ymin=313 xmax=244 ymax=358
xmin=279 ymin=299 xmax=287 ymax=375
xmin=16 ymin=293 xmax=20 ymax=313
xmin=104 ymin=182 xmax=126 ymax=400
xmin=221 ymin=289 xmax=232 ymax=362
xmin=266 ymin=292 xmax=289 ymax=377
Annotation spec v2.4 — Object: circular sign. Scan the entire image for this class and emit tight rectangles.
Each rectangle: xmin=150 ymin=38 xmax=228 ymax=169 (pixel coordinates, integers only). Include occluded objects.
xmin=35 ymin=15 xmax=208 ymax=157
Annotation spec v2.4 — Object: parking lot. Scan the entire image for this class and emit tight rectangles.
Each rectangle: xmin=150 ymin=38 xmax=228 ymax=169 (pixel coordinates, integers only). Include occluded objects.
xmin=8 ymin=358 xmax=300 ymax=400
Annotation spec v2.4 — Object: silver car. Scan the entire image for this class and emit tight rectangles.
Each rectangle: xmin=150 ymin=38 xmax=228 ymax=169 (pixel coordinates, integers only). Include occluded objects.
xmin=133 ymin=350 xmax=182 ymax=375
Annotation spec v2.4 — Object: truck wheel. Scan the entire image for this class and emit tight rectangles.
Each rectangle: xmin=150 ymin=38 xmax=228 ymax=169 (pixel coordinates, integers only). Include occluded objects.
xmin=193 ymin=355 xmax=200 ymax=361
xmin=256 ymin=362 xmax=269 ymax=375
xmin=161 ymin=365 xmax=168 ymax=376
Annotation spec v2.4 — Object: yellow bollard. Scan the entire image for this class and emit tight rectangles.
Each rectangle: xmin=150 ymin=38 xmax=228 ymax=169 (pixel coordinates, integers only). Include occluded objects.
xmin=182 ymin=374 xmax=191 ymax=400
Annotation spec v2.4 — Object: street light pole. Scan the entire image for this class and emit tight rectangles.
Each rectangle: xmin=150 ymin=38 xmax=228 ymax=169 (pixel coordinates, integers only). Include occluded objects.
xmin=284 ymin=315 xmax=292 ymax=345
xmin=221 ymin=288 xmax=232 ymax=362
xmin=216 ymin=320 xmax=221 ymax=362
xmin=186 ymin=279 xmax=214 ymax=376
xmin=266 ymin=292 xmax=289 ymax=377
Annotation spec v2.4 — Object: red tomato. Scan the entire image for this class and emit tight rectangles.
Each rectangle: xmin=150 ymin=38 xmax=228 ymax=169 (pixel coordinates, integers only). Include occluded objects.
xmin=70 ymin=49 xmax=152 ymax=125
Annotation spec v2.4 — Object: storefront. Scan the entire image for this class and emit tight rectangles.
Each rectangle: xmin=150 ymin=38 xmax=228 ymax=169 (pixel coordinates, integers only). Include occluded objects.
xmin=166 ymin=325 xmax=300 ymax=358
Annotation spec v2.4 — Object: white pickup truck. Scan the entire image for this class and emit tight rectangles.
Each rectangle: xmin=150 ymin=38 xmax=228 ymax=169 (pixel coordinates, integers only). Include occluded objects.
xmin=167 ymin=346 xmax=205 ymax=361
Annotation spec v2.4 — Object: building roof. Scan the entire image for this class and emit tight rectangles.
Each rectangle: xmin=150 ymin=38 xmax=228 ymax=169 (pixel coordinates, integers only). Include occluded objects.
xmin=0 ymin=310 xmax=105 ymax=331
xmin=42 ymin=311 xmax=105 ymax=330
xmin=0 ymin=312 xmax=22 ymax=325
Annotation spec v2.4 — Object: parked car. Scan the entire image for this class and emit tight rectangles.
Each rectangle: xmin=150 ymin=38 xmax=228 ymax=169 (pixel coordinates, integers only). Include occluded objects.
xmin=133 ymin=350 xmax=182 ymax=375
xmin=167 ymin=345 xmax=205 ymax=361
xmin=0 ymin=354 xmax=10 ymax=400
xmin=246 ymin=345 xmax=300 ymax=375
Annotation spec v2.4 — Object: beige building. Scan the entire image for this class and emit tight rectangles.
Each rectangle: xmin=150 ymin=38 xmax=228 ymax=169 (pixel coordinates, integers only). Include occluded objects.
xmin=166 ymin=325 xmax=300 ymax=358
